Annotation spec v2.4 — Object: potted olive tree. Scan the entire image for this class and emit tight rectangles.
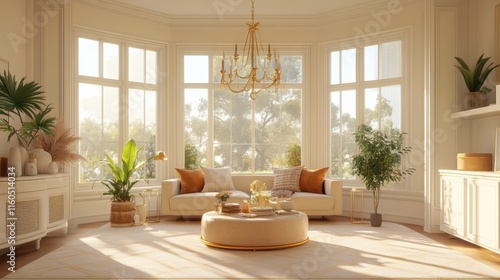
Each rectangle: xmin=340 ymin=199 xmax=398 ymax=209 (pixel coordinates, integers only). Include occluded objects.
xmin=352 ymin=124 xmax=414 ymax=227
xmin=99 ymin=139 xmax=152 ymax=227
xmin=454 ymin=54 xmax=500 ymax=109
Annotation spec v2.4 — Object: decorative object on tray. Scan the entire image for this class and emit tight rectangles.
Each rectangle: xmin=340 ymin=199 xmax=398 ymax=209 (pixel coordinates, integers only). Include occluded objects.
xmin=222 ymin=202 xmax=240 ymax=214
xmin=242 ymin=200 xmax=250 ymax=213
xmin=454 ymin=54 xmax=500 ymax=109
xmin=280 ymin=200 xmax=295 ymax=211
xmin=276 ymin=209 xmax=299 ymax=215
xmin=249 ymin=206 xmax=274 ymax=216
xmin=250 ymin=180 xmax=270 ymax=207
xmin=214 ymin=202 xmax=222 ymax=214
xmin=215 ymin=190 xmax=232 ymax=203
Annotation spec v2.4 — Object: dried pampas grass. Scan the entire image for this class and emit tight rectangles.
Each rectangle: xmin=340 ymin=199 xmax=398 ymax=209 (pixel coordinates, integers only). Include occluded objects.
xmin=33 ymin=118 xmax=86 ymax=164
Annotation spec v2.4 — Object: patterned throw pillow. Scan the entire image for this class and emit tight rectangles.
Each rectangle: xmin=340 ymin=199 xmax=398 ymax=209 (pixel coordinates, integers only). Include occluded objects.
xmin=175 ymin=168 xmax=204 ymax=194
xmin=271 ymin=166 xmax=302 ymax=192
xmin=201 ymin=166 xmax=235 ymax=192
xmin=299 ymin=167 xmax=329 ymax=194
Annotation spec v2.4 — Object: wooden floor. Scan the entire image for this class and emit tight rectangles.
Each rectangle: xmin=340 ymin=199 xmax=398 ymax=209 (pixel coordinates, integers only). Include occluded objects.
xmin=1 ymin=218 xmax=499 ymax=278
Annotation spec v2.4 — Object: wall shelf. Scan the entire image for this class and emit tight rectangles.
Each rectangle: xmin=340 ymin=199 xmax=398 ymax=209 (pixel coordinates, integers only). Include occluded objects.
xmin=450 ymin=104 xmax=500 ymax=119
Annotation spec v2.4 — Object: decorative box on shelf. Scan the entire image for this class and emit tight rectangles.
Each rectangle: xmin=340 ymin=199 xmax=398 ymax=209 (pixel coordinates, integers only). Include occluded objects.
xmin=457 ymin=153 xmax=492 ymax=171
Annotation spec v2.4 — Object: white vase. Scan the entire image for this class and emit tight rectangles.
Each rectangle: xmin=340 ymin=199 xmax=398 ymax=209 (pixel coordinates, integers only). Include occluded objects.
xmin=135 ymin=204 xmax=146 ymax=224
xmin=19 ymin=147 xmax=28 ymax=174
xmin=8 ymin=147 xmax=22 ymax=176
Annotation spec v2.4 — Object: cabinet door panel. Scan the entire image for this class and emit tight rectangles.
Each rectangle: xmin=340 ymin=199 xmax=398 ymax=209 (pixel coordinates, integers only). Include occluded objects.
xmin=441 ymin=175 xmax=466 ymax=237
xmin=467 ymin=179 xmax=500 ymax=250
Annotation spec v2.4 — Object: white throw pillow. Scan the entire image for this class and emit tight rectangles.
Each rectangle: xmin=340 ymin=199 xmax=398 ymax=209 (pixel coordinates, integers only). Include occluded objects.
xmin=201 ymin=166 xmax=235 ymax=192
xmin=272 ymin=166 xmax=302 ymax=192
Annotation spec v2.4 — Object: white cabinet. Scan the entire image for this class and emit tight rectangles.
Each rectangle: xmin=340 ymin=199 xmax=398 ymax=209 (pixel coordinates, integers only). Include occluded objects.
xmin=0 ymin=174 xmax=69 ymax=251
xmin=439 ymin=170 xmax=500 ymax=254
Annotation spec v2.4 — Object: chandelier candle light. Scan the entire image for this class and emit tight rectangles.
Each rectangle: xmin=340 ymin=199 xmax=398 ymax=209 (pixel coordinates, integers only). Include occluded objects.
xmin=220 ymin=0 xmax=281 ymax=101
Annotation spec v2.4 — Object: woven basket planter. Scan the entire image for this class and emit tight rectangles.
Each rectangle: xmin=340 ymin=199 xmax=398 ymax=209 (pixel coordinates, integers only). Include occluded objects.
xmin=110 ymin=201 xmax=135 ymax=227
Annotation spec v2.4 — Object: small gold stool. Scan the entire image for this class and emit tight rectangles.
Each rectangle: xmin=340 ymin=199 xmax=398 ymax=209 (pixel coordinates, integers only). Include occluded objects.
xmin=144 ymin=188 xmax=161 ymax=223
xmin=350 ymin=188 xmax=367 ymax=224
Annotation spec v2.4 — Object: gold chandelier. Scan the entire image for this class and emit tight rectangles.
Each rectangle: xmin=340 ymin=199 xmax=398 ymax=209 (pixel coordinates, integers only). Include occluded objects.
xmin=220 ymin=0 xmax=281 ymax=100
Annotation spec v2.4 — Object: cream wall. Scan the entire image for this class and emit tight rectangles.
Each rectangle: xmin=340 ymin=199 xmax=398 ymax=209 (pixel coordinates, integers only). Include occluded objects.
xmin=0 ymin=0 xmax=27 ymax=156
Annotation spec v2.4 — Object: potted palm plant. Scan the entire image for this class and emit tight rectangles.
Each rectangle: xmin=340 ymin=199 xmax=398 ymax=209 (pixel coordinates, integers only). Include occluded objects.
xmin=454 ymin=54 xmax=500 ymax=109
xmin=352 ymin=124 xmax=414 ymax=227
xmin=99 ymin=139 xmax=152 ymax=227
xmin=0 ymin=71 xmax=55 ymax=149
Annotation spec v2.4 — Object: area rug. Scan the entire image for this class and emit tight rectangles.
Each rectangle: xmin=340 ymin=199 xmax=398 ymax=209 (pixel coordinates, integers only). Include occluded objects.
xmin=5 ymin=220 xmax=500 ymax=279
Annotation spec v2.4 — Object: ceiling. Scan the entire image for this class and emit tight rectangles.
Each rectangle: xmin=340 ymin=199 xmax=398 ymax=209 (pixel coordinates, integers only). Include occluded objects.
xmin=113 ymin=0 xmax=375 ymax=17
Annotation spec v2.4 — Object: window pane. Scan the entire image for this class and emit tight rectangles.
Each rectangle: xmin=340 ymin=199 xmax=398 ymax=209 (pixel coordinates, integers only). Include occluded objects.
xmin=129 ymin=47 xmax=144 ymax=83
xmin=255 ymin=89 xmax=301 ymax=171
xmin=364 ymin=45 xmax=378 ymax=81
xmin=129 ymin=89 xmax=157 ymax=178
xmin=341 ymin=49 xmax=356 ymax=83
xmin=103 ymin=43 xmax=119 ymax=80
xmin=213 ymin=55 xmax=223 ymax=83
xmin=281 ymin=56 xmax=302 ymax=83
xmin=330 ymin=90 xmax=356 ymax=179
xmin=381 ymin=85 xmax=401 ymax=130
xmin=185 ymin=55 xmax=209 ymax=83
xmin=184 ymin=88 xmax=208 ymax=169
xmin=330 ymin=51 xmax=339 ymax=85
xmin=146 ymin=50 xmax=157 ymax=84
xmin=381 ymin=41 xmax=402 ymax=79
xmin=364 ymin=87 xmax=380 ymax=129
xmin=78 ymin=83 xmax=119 ymax=182
xmin=78 ymin=38 xmax=99 ymax=77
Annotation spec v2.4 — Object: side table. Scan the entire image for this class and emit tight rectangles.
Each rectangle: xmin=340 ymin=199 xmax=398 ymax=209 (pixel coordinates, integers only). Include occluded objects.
xmin=350 ymin=188 xmax=367 ymax=224
xmin=144 ymin=188 xmax=161 ymax=223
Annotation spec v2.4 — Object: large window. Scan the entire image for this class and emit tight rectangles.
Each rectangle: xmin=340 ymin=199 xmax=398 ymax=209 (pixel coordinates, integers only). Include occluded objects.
xmin=182 ymin=48 xmax=305 ymax=172
xmin=328 ymin=34 xmax=406 ymax=180
xmin=77 ymin=33 xmax=162 ymax=184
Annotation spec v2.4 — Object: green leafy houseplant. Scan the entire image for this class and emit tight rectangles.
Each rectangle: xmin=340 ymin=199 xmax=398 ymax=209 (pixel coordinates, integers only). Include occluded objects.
xmin=100 ymin=139 xmax=152 ymax=202
xmin=454 ymin=54 xmax=500 ymax=93
xmin=0 ymin=71 xmax=55 ymax=148
xmin=351 ymin=124 xmax=414 ymax=227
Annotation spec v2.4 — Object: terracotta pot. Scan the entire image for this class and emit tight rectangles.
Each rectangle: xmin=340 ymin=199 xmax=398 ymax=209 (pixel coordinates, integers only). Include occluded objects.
xmin=370 ymin=213 xmax=383 ymax=227
xmin=110 ymin=201 xmax=135 ymax=227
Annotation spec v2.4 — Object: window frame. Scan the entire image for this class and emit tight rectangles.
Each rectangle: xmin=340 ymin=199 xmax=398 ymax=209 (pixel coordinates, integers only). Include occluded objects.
xmin=325 ymin=29 xmax=411 ymax=188
xmin=177 ymin=45 xmax=310 ymax=173
xmin=73 ymin=29 xmax=166 ymax=190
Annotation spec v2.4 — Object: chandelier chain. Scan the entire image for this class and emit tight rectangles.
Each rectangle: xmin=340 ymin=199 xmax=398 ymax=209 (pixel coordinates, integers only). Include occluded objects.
xmin=251 ymin=0 xmax=255 ymax=23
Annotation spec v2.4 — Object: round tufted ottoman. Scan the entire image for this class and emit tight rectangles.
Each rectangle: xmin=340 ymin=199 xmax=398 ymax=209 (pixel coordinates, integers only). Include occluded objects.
xmin=201 ymin=211 xmax=309 ymax=250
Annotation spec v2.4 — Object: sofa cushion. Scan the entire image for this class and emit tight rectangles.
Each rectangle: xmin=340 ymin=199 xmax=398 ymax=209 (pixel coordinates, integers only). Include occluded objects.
xmin=175 ymin=168 xmax=204 ymax=194
xmin=201 ymin=166 xmax=235 ymax=192
xmin=272 ymin=166 xmax=302 ymax=192
xmin=289 ymin=192 xmax=334 ymax=210
xmin=299 ymin=167 xmax=329 ymax=194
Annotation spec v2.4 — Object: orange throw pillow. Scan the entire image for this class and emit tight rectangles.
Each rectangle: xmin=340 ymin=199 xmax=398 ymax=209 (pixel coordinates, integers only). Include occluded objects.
xmin=175 ymin=168 xmax=204 ymax=194
xmin=299 ymin=167 xmax=329 ymax=194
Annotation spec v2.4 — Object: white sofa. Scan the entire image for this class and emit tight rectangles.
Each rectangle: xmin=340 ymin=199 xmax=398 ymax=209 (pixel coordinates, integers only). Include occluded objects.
xmin=160 ymin=175 xmax=343 ymax=218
